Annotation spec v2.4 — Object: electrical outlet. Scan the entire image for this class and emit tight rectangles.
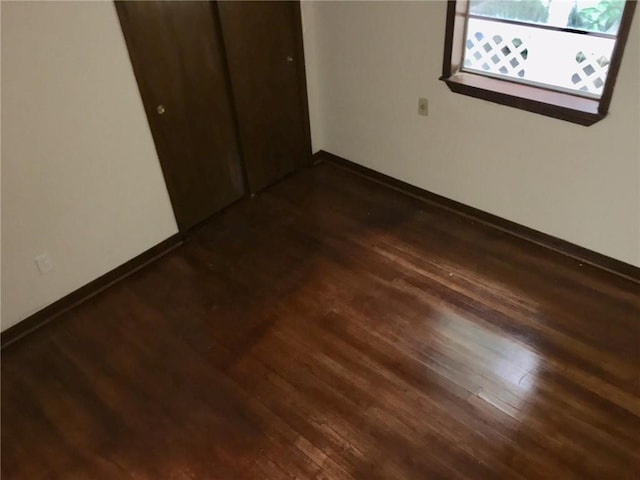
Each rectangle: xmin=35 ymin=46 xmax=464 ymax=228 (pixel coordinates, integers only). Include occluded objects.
xmin=418 ymin=97 xmax=429 ymax=116
xmin=34 ymin=253 xmax=53 ymax=275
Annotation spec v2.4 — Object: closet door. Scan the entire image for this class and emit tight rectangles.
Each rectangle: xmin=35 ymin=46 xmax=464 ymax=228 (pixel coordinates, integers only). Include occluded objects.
xmin=116 ymin=1 xmax=245 ymax=231
xmin=218 ymin=1 xmax=312 ymax=193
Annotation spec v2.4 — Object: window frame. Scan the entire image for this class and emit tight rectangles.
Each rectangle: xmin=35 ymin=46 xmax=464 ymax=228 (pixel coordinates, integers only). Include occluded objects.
xmin=440 ymin=0 xmax=638 ymax=125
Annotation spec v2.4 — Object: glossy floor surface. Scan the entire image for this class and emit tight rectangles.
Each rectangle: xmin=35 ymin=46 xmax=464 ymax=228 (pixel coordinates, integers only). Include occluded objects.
xmin=2 ymin=163 xmax=639 ymax=479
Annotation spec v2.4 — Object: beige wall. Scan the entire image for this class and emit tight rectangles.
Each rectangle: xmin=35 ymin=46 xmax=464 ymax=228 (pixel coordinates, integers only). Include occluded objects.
xmin=1 ymin=1 xmax=178 ymax=329
xmin=304 ymin=1 xmax=640 ymax=267
xmin=301 ymin=1 xmax=322 ymax=152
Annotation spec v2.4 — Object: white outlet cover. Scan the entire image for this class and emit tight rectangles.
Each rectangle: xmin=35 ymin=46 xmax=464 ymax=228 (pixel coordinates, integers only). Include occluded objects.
xmin=34 ymin=253 xmax=53 ymax=275
xmin=418 ymin=98 xmax=429 ymax=116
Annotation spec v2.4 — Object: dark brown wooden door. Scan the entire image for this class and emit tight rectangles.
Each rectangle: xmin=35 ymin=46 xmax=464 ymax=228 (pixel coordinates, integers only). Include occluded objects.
xmin=217 ymin=1 xmax=312 ymax=193
xmin=116 ymin=1 xmax=245 ymax=231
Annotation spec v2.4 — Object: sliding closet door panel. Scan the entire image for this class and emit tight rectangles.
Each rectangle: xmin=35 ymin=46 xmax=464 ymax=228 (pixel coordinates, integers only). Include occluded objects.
xmin=218 ymin=1 xmax=312 ymax=193
xmin=116 ymin=1 xmax=244 ymax=230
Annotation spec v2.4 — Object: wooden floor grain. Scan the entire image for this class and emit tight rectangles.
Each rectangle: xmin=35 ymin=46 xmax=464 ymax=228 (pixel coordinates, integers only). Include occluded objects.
xmin=2 ymin=163 xmax=639 ymax=479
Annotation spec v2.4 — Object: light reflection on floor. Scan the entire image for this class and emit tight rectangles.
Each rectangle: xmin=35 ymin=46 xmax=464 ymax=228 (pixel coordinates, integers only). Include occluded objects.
xmin=429 ymin=308 xmax=541 ymax=419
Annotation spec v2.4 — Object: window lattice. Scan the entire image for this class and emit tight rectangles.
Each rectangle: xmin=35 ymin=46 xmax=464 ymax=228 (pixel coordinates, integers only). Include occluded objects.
xmin=572 ymin=51 xmax=610 ymax=93
xmin=464 ymin=32 xmax=528 ymax=79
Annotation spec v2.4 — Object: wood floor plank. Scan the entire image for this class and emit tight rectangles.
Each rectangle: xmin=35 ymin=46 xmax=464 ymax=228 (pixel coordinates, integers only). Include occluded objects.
xmin=2 ymin=163 xmax=639 ymax=479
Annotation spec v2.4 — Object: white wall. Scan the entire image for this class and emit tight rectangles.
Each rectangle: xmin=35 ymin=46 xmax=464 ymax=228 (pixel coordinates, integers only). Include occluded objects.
xmin=304 ymin=0 xmax=640 ymax=267
xmin=301 ymin=1 xmax=323 ymax=153
xmin=1 ymin=1 xmax=178 ymax=330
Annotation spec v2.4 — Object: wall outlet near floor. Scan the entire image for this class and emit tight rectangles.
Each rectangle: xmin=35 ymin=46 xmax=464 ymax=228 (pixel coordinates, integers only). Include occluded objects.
xmin=418 ymin=97 xmax=429 ymax=116
xmin=34 ymin=253 xmax=53 ymax=275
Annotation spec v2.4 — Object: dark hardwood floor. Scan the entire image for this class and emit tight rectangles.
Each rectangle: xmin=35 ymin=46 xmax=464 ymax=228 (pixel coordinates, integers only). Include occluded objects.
xmin=2 ymin=162 xmax=639 ymax=479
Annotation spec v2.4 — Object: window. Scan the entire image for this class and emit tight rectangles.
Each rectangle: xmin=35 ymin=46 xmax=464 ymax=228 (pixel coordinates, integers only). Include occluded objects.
xmin=440 ymin=0 xmax=637 ymax=125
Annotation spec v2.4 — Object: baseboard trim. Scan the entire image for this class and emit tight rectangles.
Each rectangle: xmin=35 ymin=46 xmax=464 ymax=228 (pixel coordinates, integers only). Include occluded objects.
xmin=315 ymin=150 xmax=640 ymax=284
xmin=1 ymin=234 xmax=184 ymax=349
